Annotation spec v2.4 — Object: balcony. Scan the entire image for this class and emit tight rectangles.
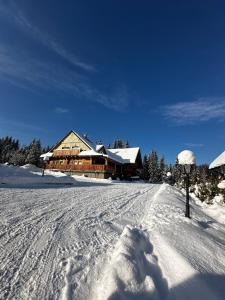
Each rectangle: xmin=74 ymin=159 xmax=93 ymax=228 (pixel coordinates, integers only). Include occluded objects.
xmin=46 ymin=163 xmax=115 ymax=173
xmin=53 ymin=149 xmax=80 ymax=157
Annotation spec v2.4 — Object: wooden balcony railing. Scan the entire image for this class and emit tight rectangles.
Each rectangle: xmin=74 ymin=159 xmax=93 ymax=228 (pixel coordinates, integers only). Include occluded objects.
xmin=53 ymin=149 xmax=80 ymax=156
xmin=47 ymin=164 xmax=115 ymax=173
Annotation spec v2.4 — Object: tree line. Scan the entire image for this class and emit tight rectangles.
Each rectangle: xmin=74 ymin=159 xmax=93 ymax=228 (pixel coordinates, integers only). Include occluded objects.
xmin=141 ymin=150 xmax=225 ymax=203
xmin=0 ymin=136 xmax=50 ymax=167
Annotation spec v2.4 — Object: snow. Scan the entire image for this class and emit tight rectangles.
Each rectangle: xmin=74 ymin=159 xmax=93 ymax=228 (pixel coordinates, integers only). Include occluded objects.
xmin=106 ymin=147 xmax=140 ymax=164
xmin=96 ymin=145 xmax=104 ymax=152
xmin=209 ymin=150 xmax=225 ymax=169
xmin=1 ymin=165 xmax=225 ymax=299
xmin=177 ymin=150 xmax=196 ymax=165
xmin=40 ymin=152 xmax=53 ymax=158
xmin=78 ymin=149 xmax=102 ymax=157
xmin=79 ymin=147 xmax=140 ymax=164
xmin=0 ymin=164 xmax=74 ymax=187
xmin=218 ymin=180 xmax=225 ymax=189
xmin=95 ymin=226 xmax=154 ymax=300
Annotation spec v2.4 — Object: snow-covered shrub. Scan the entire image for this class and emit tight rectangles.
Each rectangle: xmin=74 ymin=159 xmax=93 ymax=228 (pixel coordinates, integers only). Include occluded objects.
xmin=193 ymin=181 xmax=223 ymax=204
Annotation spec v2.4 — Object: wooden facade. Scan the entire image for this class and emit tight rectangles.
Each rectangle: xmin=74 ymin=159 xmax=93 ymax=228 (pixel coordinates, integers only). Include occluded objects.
xmin=44 ymin=131 xmax=142 ymax=179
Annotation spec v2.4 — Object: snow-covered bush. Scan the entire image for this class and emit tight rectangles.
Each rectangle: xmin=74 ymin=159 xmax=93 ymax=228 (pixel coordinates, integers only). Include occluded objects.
xmin=193 ymin=180 xmax=225 ymax=204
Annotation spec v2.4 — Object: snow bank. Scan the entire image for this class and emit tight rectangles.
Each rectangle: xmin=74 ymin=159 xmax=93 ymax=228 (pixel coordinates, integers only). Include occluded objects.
xmin=0 ymin=164 xmax=74 ymax=187
xmin=141 ymin=184 xmax=225 ymax=300
xmin=177 ymin=150 xmax=196 ymax=165
xmin=95 ymin=225 xmax=160 ymax=300
xmin=218 ymin=180 xmax=225 ymax=189
xmin=0 ymin=164 xmax=114 ymax=188
xmin=192 ymin=193 xmax=225 ymax=225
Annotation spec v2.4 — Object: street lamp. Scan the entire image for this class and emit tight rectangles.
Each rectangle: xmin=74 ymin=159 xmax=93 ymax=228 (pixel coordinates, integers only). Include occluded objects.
xmin=177 ymin=150 xmax=196 ymax=218
xmin=40 ymin=152 xmax=53 ymax=176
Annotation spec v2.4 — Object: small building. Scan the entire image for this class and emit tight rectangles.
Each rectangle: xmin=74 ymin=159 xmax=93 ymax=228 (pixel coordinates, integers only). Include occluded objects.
xmin=41 ymin=130 xmax=142 ymax=179
xmin=209 ymin=150 xmax=225 ymax=174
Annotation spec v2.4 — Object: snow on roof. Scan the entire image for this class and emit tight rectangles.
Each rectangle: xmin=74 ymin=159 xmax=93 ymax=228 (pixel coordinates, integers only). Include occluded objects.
xmin=79 ymin=147 xmax=140 ymax=164
xmin=177 ymin=150 xmax=196 ymax=165
xmin=96 ymin=144 xmax=104 ymax=152
xmin=78 ymin=150 xmax=102 ymax=157
xmin=77 ymin=132 xmax=95 ymax=150
xmin=40 ymin=152 xmax=53 ymax=158
xmin=106 ymin=148 xmax=140 ymax=164
xmin=209 ymin=150 xmax=225 ymax=169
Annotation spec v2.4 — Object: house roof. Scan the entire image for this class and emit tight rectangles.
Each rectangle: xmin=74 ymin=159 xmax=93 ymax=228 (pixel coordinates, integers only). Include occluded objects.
xmin=78 ymin=150 xmax=102 ymax=157
xmin=47 ymin=130 xmax=141 ymax=164
xmin=96 ymin=144 xmax=104 ymax=152
xmin=209 ymin=150 xmax=225 ymax=169
xmin=78 ymin=147 xmax=140 ymax=164
xmin=40 ymin=152 xmax=53 ymax=161
xmin=79 ymin=133 xmax=95 ymax=150
xmin=106 ymin=148 xmax=140 ymax=164
xmin=40 ymin=152 xmax=53 ymax=158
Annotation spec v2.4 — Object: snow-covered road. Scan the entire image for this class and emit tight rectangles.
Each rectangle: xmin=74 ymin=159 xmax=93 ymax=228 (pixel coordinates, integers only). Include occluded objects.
xmin=0 ymin=180 xmax=159 ymax=300
xmin=1 ymin=165 xmax=225 ymax=300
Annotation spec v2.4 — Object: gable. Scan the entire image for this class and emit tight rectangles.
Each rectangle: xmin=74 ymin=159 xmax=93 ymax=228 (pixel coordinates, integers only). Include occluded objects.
xmin=96 ymin=145 xmax=107 ymax=154
xmin=53 ymin=131 xmax=92 ymax=152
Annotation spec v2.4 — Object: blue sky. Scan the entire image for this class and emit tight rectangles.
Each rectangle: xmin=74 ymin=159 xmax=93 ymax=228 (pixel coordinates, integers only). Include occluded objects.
xmin=1 ymin=0 xmax=225 ymax=164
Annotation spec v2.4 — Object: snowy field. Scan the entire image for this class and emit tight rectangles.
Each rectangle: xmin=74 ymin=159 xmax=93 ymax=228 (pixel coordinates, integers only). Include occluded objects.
xmin=0 ymin=165 xmax=225 ymax=300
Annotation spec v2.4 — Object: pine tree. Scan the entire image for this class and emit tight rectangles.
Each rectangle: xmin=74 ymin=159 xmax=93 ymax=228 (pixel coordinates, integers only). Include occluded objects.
xmin=197 ymin=164 xmax=209 ymax=184
xmin=10 ymin=150 xmax=26 ymax=166
xmin=112 ymin=139 xmax=129 ymax=149
xmin=142 ymin=154 xmax=149 ymax=180
xmin=159 ymin=156 xmax=166 ymax=181
xmin=172 ymin=158 xmax=182 ymax=184
xmin=0 ymin=136 xmax=19 ymax=163
xmin=148 ymin=151 xmax=160 ymax=183
xmin=25 ymin=139 xmax=42 ymax=166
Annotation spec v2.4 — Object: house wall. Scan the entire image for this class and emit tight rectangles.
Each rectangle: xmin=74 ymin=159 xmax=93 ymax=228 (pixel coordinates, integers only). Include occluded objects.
xmin=54 ymin=132 xmax=90 ymax=152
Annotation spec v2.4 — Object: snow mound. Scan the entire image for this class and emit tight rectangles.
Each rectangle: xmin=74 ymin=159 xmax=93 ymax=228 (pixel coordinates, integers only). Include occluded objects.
xmin=95 ymin=225 xmax=161 ymax=300
xmin=0 ymin=164 xmax=74 ymax=187
xmin=21 ymin=164 xmax=42 ymax=171
xmin=177 ymin=150 xmax=196 ymax=165
xmin=218 ymin=180 xmax=225 ymax=189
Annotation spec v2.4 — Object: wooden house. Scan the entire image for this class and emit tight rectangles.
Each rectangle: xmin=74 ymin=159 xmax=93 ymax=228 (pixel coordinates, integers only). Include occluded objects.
xmin=209 ymin=150 xmax=225 ymax=174
xmin=41 ymin=130 xmax=142 ymax=179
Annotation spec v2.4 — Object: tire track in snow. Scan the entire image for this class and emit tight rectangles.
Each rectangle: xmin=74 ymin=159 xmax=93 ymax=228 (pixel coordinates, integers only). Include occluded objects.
xmin=0 ymin=183 xmax=159 ymax=299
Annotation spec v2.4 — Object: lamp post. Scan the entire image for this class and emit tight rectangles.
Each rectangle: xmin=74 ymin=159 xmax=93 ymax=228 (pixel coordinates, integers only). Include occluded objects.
xmin=183 ymin=164 xmax=191 ymax=218
xmin=177 ymin=150 xmax=196 ymax=218
xmin=40 ymin=155 xmax=50 ymax=176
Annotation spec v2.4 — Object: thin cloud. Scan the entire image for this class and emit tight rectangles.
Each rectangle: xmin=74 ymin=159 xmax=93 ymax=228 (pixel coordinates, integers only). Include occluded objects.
xmin=50 ymin=42 xmax=95 ymax=72
xmin=0 ymin=1 xmax=95 ymax=72
xmin=0 ymin=118 xmax=43 ymax=132
xmin=0 ymin=2 xmax=129 ymax=112
xmin=0 ymin=46 xmax=128 ymax=112
xmin=54 ymin=107 xmax=69 ymax=114
xmin=162 ymin=98 xmax=225 ymax=125
xmin=185 ymin=143 xmax=204 ymax=148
